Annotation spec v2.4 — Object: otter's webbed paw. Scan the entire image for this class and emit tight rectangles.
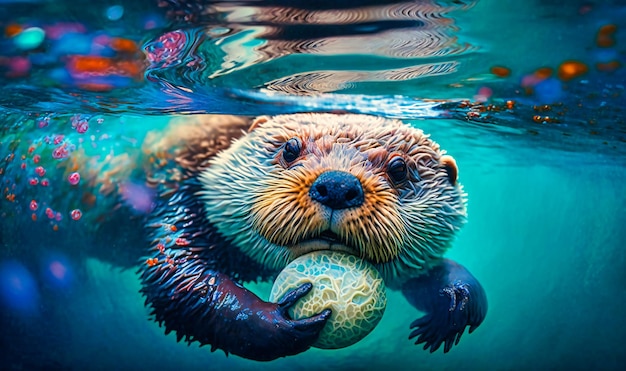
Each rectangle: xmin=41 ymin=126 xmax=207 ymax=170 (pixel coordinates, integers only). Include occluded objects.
xmin=141 ymin=179 xmax=331 ymax=361
xmin=401 ymin=259 xmax=487 ymax=353
xmin=205 ymin=279 xmax=331 ymax=361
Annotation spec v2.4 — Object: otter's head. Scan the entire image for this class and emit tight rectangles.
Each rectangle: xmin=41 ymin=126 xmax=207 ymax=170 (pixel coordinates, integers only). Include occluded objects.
xmin=198 ymin=113 xmax=466 ymax=281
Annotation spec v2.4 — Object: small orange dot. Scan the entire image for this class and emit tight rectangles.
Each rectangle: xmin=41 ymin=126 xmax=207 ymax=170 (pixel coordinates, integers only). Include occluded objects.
xmin=110 ymin=38 xmax=139 ymax=53
xmin=81 ymin=192 xmax=97 ymax=207
xmin=596 ymin=60 xmax=621 ymax=72
xmin=600 ymin=24 xmax=617 ymax=34
xmin=596 ymin=35 xmax=615 ymax=48
xmin=558 ymin=61 xmax=588 ymax=81
xmin=5 ymin=24 xmax=22 ymax=37
xmin=506 ymin=100 xmax=515 ymax=110
xmin=534 ymin=67 xmax=553 ymax=80
xmin=490 ymin=66 xmax=511 ymax=78
xmin=597 ymin=24 xmax=617 ymax=47
xmin=77 ymin=83 xmax=114 ymax=92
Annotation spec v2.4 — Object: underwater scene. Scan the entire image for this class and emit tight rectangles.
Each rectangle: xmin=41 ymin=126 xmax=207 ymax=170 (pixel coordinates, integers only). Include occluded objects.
xmin=1 ymin=0 xmax=625 ymax=370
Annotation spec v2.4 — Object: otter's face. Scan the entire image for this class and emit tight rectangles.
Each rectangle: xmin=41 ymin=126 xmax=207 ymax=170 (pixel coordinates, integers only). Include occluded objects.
xmin=199 ymin=114 xmax=466 ymax=280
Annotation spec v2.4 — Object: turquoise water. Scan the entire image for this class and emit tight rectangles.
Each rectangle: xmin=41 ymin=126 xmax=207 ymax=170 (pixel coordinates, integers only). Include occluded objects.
xmin=1 ymin=1 xmax=625 ymax=370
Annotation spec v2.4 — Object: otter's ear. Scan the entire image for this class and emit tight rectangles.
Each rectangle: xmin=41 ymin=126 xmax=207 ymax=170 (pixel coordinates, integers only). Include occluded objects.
xmin=249 ymin=116 xmax=270 ymax=132
xmin=440 ymin=155 xmax=458 ymax=185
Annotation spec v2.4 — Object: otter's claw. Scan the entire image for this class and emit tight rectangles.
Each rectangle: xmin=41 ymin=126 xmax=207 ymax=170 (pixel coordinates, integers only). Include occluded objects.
xmin=441 ymin=280 xmax=471 ymax=312
xmin=402 ymin=259 xmax=487 ymax=353
xmin=279 ymin=282 xmax=332 ymax=330
xmin=176 ymin=276 xmax=330 ymax=361
xmin=408 ymin=280 xmax=472 ymax=353
xmin=278 ymin=282 xmax=313 ymax=307
xmin=249 ymin=283 xmax=330 ymax=359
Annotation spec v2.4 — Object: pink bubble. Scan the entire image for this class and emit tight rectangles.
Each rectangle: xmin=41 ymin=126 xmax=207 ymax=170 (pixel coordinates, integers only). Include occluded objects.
xmin=521 ymin=74 xmax=545 ymax=88
xmin=474 ymin=86 xmax=493 ymax=102
xmin=43 ymin=23 xmax=87 ymax=40
xmin=6 ymin=57 xmax=31 ymax=78
xmin=478 ymin=86 xmax=492 ymax=97
xmin=120 ymin=182 xmax=155 ymax=214
xmin=0 ymin=261 xmax=39 ymax=313
xmin=33 ymin=154 xmax=40 ymax=164
xmin=37 ymin=118 xmax=50 ymax=128
xmin=76 ymin=122 xmax=88 ymax=133
xmin=35 ymin=166 xmax=46 ymax=177
xmin=55 ymin=212 xmax=62 ymax=221
xmin=28 ymin=178 xmax=39 ymax=186
xmin=70 ymin=209 xmax=82 ymax=221
xmin=40 ymin=178 xmax=49 ymax=187
xmin=145 ymin=30 xmax=187 ymax=68
xmin=92 ymin=34 xmax=111 ymax=47
xmin=49 ymin=261 xmax=67 ymax=280
xmin=53 ymin=135 xmax=64 ymax=145
xmin=71 ymin=115 xmax=89 ymax=134
xmin=29 ymin=200 xmax=38 ymax=211
xmin=68 ymin=172 xmax=80 ymax=185
xmin=52 ymin=145 xmax=69 ymax=159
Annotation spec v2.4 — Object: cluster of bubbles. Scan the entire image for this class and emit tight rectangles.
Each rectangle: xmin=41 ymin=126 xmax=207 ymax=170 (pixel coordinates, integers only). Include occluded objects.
xmin=0 ymin=111 xmax=116 ymax=315
xmin=0 ymin=111 xmax=120 ymax=233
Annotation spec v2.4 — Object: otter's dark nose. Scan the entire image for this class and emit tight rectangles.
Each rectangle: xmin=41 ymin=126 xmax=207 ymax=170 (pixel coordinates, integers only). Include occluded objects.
xmin=309 ymin=170 xmax=364 ymax=209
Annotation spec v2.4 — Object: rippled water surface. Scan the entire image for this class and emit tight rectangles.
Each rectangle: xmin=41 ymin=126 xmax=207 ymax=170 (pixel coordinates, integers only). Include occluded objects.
xmin=1 ymin=0 xmax=625 ymax=370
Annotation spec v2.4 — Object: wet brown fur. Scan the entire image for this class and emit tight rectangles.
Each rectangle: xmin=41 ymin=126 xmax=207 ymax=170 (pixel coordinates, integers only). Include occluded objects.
xmin=141 ymin=115 xmax=252 ymax=195
xmin=194 ymin=113 xmax=466 ymax=285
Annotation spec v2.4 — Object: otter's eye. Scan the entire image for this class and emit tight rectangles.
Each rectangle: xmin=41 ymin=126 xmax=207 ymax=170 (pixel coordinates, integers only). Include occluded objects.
xmin=282 ymin=138 xmax=301 ymax=163
xmin=387 ymin=156 xmax=407 ymax=184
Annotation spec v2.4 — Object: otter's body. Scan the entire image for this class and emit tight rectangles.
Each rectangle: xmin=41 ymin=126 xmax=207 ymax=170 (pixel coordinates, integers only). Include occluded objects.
xmin=139 ymin=113 xmax=487 ymax=360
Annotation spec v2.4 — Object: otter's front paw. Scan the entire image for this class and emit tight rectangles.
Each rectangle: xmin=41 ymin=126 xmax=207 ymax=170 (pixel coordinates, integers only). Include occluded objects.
xmin=223 ymin=282 xmax=331 ymax=361
xmin=402 ymin=259 xmax=487 ymax=353
xmin=262 ymin=283 xmax=332 ymax=359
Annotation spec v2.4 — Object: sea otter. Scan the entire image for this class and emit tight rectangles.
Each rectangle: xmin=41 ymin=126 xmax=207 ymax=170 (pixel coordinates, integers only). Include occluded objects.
xmin=139 ymin=113 xmax=487 ymax=361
